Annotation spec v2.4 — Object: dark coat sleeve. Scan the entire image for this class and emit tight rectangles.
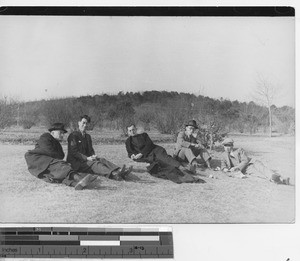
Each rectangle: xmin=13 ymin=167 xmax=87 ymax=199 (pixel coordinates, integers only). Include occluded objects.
xmin=67 ymin=132 xmax=88 ymax=162
xmin=31 ymin=133 xmax=64 ymax=159
xmin=87 ymin=134 xmax=95 ymax=156
xmin=140 ymin=133 xmax=155 ymax=157
xmin=125 ymin=137 xmax=135 ymax=158
xmin=25 ymin=133 xmax=64 ymax=177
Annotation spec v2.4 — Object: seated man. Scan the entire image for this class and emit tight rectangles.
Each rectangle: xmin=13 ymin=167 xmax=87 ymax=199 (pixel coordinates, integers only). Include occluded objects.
xmin=174 ymin=120 xmax=212 ymax=171
xmin=25 ymin=123 xmax=96 ymax=190
xmin=125 ymin=124 xmax=202 ymax=184
xmin=67 ymin=115 xmax=132 ymax=181
xmin=220 ymin=138 xmax=290 ymax=185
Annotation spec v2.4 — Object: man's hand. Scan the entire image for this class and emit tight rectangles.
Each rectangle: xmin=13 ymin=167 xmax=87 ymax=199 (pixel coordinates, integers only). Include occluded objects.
xmin=134 ymin=153 xmax=143 ymax=160
xmin=223 ymin=168 xmax=229 ymax=173
xmin=130 ymin=154 xmax=136 ymax=160
xmin=87 ymin=155 xmax=97 ymax=161
xmin=192 ymin=143 xmax=204 ymax=149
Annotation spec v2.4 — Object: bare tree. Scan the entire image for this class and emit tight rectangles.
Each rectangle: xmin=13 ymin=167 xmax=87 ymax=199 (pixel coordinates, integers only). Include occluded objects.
xmin=0 ymin=96 xmax=19 ymax=129
xmin=253 ymin=74 xmax=279 ymax=137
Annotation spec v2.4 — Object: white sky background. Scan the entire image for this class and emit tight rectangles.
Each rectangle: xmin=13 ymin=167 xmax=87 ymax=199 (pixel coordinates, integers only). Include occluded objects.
xmin=0 ymin=15 xmax=295 ymax=107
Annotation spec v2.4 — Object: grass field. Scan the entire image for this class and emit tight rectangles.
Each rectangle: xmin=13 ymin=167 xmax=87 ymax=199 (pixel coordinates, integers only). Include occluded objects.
xmin=0 ymin=134 xmax=295 ymax=224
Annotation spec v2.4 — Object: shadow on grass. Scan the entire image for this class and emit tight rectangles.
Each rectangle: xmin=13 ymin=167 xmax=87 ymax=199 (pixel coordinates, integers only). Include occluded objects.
xmin=195 ymin=178 xmax=206 ymax=184
xmin=88 ymin=185 xmax=118 ymax=191
xmin=124 ymin=173 xmax=157 ymax=184
xmin=131 ymin=168 xmax=147 ymax=173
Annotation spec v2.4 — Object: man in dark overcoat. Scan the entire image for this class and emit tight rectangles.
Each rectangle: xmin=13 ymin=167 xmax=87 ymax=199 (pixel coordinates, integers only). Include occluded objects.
xmin=67 ymin=115 xmax=132 ymax=181
xmin=125 ymin=124 xmax=203 ymax=184
xmin=25 ymin=123 xmax=95 ymax=190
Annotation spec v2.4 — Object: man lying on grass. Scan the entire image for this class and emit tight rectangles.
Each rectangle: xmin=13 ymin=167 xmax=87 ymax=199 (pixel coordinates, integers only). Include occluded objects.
xmin=125 ymin=124 xmax=203 ymax=184
xmin=25 ymin=123 xmax=97 ymax=190
xmin=67 ymin=115 xmax=132 ymax=181
xmin=219 ymin=138 xmax=290 ymax=185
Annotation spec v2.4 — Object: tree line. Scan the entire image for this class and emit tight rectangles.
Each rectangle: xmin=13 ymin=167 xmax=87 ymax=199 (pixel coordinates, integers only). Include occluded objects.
xmin=0 ymin=91 xmax=295 ymax=137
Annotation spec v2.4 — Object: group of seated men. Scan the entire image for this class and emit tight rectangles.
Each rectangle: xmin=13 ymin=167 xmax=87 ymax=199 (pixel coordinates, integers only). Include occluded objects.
xmin=25 ymin=116 xmax=290 ymax=190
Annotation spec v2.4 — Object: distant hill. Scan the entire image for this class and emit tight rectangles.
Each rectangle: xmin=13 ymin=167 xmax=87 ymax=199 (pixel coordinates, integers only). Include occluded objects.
xmin=1 ymin=91 xmax=295 ymax=136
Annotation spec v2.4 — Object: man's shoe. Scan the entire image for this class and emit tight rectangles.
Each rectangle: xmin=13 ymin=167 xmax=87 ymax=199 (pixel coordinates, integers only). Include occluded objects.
xmin=75 ymin=174 xmax=93 ymax=190
xmin=119 ymin=165 xmax=126 ymax=175
xmin=187 ymin=164 xmax=197 ymax=174
xmin=234 ymin=171 xmax=247 ymax=179
xmin=109 ymin=165 xmax=126 ymax=181
xmin=229 ymin=171 xmax=247 ymax=179
xmin=238 ymin=173 xmax=247 ymax=179
xmin=109 ymin=172 xmax=123 ymax=181
xmin=179 ymin=165 xmax=189 ymax=173
xmin=204 ymin=160 xmax=212 ymax=169
xmin=282 ymin=177 xmax=290 ymax=185
xmin=121 ymin=166 xmax=133 ymax=180
xmin=89 ymin=175 xmax=98 ymax=183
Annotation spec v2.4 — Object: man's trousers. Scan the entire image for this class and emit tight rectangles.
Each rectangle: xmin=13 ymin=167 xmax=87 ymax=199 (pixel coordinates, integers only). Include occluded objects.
xmin=39 ymin=159 xmax=79 ymax=187
xmin=176 ymin=147 xmax=211 ymax=164
xmin=76 ymin=158 xmax=119 ymax=177
xmin=245 ymin=159 xmax=282 ymax=182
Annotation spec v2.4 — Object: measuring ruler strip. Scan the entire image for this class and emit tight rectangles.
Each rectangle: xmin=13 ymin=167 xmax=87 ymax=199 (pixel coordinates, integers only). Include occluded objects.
xmin=1 ymin=245 xmax=173 ymax=258
xmin=0 ymin=227 xmax=173 ymax=258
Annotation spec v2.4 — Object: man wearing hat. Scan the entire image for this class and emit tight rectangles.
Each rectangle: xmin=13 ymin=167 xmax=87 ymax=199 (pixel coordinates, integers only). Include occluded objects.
xmin=24 ymin=123 xmax=96 ymax=190
xmin=221 ymin=138 xmax=290 ymax=184
xmin=67 ymin=115 xmax=132 ymax=181
xmin=174 ymin=120 xmax=212 ymax=171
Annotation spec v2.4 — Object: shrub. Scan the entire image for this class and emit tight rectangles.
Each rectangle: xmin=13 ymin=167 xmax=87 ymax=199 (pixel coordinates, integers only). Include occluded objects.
xmin=0 ymin=98 xmax=15 ymax=129
xmin=21 ymin=119 xmax=35 ymax=129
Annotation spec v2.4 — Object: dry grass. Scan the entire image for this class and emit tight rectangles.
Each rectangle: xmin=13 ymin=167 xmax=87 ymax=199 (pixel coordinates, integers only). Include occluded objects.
xmin=0 ymin=135 xmax=295 ymax=224
xmin=0 ymin=126 xmax=175 ymax=144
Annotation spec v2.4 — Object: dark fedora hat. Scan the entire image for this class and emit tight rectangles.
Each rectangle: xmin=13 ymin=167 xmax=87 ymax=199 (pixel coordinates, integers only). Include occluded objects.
xmin=185 ymin=120 xmax=198 ymax=129
xmin=48 ymin=123 xmax=68 ymax=133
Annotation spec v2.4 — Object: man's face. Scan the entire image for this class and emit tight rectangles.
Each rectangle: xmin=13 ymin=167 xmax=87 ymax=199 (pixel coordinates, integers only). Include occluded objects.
xmin=51 ymin=130 xmax=64 ymax=141
xmin=78 ymin=118 xmax=89 ymax=132
xmin=127 ymin=125 xmax=137 ymax=137
xmin=224 ymin=144 xmax=233 ymax=153
xmin=185 ymin=126 xmax=195 ymax=136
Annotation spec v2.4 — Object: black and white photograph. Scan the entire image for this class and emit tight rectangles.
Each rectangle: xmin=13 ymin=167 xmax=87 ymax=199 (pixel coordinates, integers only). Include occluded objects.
xmin=0 ymin=6 xmax=295 ymax=227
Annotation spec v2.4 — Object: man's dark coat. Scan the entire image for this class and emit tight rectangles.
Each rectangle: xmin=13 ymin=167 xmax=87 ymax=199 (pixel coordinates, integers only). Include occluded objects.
xmin=24 ymin=132 xmax=65 ymax=177
xmin=125 ymin=132 xmax=156 ymax=160
xmin=125 ymin=133 xmax=202 ymax=184
xmin=125 ymin=132 xmax=179 ymax=167
xmin=67 ymin=131 xmax=95 ymax=171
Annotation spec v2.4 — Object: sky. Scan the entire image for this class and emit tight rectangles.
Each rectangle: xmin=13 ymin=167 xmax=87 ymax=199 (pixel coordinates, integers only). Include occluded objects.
xmin=0 ymin=15 xmax=295 ymax=107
